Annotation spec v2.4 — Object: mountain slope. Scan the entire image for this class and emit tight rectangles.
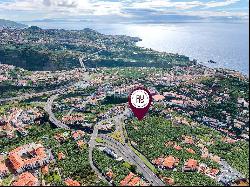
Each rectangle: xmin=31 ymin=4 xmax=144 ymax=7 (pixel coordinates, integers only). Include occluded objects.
xmin=0 ymin=19 xmax=27 ymax=29
xmin=0 ymin=26 xmax=192 ymax=71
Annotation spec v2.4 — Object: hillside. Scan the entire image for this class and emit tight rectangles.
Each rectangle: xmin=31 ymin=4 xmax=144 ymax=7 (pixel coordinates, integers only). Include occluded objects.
xmin=0 ymin=26 xmax=193 ymax=71
xmin=0 ymin=19 xmax=27 ymax=29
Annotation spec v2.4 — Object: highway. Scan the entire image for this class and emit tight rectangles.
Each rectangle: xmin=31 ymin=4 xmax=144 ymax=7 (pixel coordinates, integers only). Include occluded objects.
xmin=43 ymin=73 xmax=91 ymax=129
xmin=44 ymin=94 xmax=70 ymax=130
xmin=3 ymin=68 xmax=164 ymax=185
xmin=98 ymin=134 xmax=165 ymax=186
xmin=88 ymin=107 xmax=165 ymax=186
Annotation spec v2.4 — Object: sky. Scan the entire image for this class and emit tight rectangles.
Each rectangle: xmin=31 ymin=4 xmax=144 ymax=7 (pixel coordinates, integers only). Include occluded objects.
xmin=0 ymin=0 xmax=249 ymax=23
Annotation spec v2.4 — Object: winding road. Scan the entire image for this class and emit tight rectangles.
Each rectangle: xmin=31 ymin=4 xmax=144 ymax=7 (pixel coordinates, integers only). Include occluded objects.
xmin=44 ymin=94 xmax=70 ymax=130
xmin=89 ymin=107 xmax=165 ymax=186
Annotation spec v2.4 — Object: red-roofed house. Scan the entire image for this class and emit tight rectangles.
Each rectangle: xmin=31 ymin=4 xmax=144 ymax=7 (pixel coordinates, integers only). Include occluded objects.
xmin=77 ymin=140 xmax=85 ymax=149
xmin=186 ymin=148 xmax=196 ymax=154
xmin=120 ymin=172 xmax=135 ymax=186
xmin=183 ymin=159 xmax=198 ymax=172
xmin=210 ymin=155 xmax=220 ymax=163
xmin=209 ymin=168 xmax=220 ymax=177
xmin=58 ymin=152 xmax=65 ymax=160
xmin=128 ymin=177 xmax=140 ymax=186
xmin=41 ymin=165 xmax=49 ymax=175
xmin=183 ymin=136 xmax=194 ymax=144
xmin=71 ymin=130 xmax=85 ymax=141
xmin=0 ymin=161 xmax=9 ymax=179
xmin=153 ymin=156 xmax=179 ymax=170
xmin=162 ymin=156 xmax=179 ymax=169
xmin=163 ymin=177 xmax=175 ymax=185
xmin=120 ymin=172 xmax=146 ymax=186
xmin=152 ymin=95 xmax=165 ymax=102
xmin=64 ymin=178 xmax=81 ymax=186
xmin=8 ymin=143 xmax=52 ymax=174
xmin=12 ymin=172 xmax=39 ymax=186
xmin=173 ymin=144 xmax=182 ymax=151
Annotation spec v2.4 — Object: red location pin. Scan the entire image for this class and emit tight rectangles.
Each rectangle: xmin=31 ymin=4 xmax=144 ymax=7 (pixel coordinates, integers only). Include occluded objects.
xmin=128 ymin=87 xmax=152 ymax=121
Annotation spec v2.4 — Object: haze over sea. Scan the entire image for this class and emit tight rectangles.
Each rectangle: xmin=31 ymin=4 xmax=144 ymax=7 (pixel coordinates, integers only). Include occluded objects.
xmin=25 ymin=21 xmax=249 ymax=75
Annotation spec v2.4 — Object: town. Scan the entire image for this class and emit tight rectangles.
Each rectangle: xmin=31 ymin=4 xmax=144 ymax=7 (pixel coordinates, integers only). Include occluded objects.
xmin=0 ymin=59 xmax=249 ymax=186
xmin=0 ymin=24 xmax=249 ymax=186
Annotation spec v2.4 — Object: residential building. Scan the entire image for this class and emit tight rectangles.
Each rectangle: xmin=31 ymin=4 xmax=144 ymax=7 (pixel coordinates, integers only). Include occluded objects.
xmin=183 ymin=159 xmax=198 ymax=172
xmin=12 ymin=172 xmax=39 ymax=186
xmin=8 ymin=143 xmax=53 ymax=174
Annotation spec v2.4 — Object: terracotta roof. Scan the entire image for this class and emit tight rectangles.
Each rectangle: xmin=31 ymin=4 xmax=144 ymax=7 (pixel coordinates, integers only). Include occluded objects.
xmin=58 ymin=152 xmax=65 ymax=160
xmin=163 ymin=177 xmax=175 ymax=185
xmin=209 ymin=168 xmax=220 ymax=176
xmin=184 ymin=159 xmax=198 ymax=170
xmin=77 ymin=140 xmax=85 ymax=148
xmin=186 ymin=148 xmax=196 ymax=154
xmin=64 ymin=178 xmax=81 ymax=186
xmin=12 ymin=172 xmax=38 ymax=186
xmin=8 ymin=143 xmax=49 ymax=172
xmin=201 ymin=153 xmax=209 ymax=158
xmin=183 ymin=136 xmax=194 ymax=144
xmin=0 ymin=162 xmax=8 ymax=174
xmin=128 ymin=177 xmax=140 ymax=186
xmin=41 ymin=165 xmax=49 ymax=174
xmin=8 ymin=154 xmax=24 ymax=171
xmin=152 ymin=95 xmax=165 ymax=101
xmin=120 ymin=172 xmax=135 ymax=186
xmin=210 ymin=155 xmax=220 ymax=163
xmin=173 ymin=144 xmax=182 ymax=151
xmin=163 ymin=156 xmax=177 ymax=169
xmin=106 ymin=170 xmax=113 ymax=179
xmin=152 ymin=157 xmax=164 ymax=166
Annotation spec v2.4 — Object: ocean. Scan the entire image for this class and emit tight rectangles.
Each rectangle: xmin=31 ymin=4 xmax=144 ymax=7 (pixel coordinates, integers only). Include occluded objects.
xmin=25 ymin=21 xmax=249 ymax=75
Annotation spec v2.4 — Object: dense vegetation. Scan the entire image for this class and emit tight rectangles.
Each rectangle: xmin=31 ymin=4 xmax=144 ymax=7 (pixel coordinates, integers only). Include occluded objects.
xmin=197 ymin=76 xmax=249 ymax=122
xmin=126 ymin=116 xmax=248 ymax=186
xmin=0 ymin=121 xmax=106 ymax=186
xmin=93 ymin=148 xmax=141 ymax=186
xmin=209 ymin=141 xmax=249 ymax=178
xmin=0 ymin=27 xmax=192 ymax=71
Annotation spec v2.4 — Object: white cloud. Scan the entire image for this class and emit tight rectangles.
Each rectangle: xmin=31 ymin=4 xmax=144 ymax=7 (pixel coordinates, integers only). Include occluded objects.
xmin=130 ymin=0 xmax=203 ymax=10
xmin=0 ymin=0 xmax=125 ymax=16
xmin=0 ymin=0 xmax=248 ymax=21
xmin=205 ymin=0 xmax=240 ymax=8
xmin=185 ymin=10 xmax=249 ymax=18
xmin=129 ymin=0 xmax=241 ymax=10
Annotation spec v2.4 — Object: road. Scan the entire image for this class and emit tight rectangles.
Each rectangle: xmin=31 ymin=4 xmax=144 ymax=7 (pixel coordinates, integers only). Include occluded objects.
xmin=43 ymin=73 xmax=91 ymax=129
xmin=88 ymin=120 xmax=112 ymax=185
xmin=44 ymin=94 xmax=70 ymax=130
xmin=89 ymin=107 xmax=165 ymax=186
xmin=216 ymin=159 xmax=245 ymax=185
xmin=0 ymin=89 xmax=61 ymax=104
xmin=4 ymin=70 xmax=164 ymax=185
xmin=0 ymin=72 xmax=91 ymax=104
xmin=98 ymin=134 xmax=165 ymax=186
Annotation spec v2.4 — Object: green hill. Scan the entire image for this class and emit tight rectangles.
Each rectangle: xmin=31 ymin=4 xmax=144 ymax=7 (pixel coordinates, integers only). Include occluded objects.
xmin=0 ymin=26 xmax=193 ymax=71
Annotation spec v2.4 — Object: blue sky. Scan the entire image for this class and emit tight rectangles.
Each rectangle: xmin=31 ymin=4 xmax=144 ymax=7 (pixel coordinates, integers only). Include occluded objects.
xmin=0 ymin=0 xmax=249 ymax=22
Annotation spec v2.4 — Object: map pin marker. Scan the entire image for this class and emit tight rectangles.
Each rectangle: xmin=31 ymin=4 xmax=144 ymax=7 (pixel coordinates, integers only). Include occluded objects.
xmin=128 ymin=87 xmax=152 ymax=121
